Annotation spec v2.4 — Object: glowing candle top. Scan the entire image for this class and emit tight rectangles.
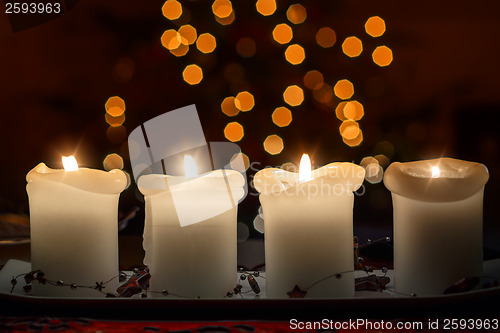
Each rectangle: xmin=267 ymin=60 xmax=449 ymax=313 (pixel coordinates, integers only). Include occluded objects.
xmin=254 ymin=154 xmax=365 ymax=197
xmin=383 ymin=157 xmax=489 ymax=202
xmin=26 ymin=156 xmax=128 ymax=194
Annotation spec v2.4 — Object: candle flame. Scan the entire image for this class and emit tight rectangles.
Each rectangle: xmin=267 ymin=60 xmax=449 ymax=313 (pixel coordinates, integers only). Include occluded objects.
xmin=431 ymin=166 xmax=440 ymax=178
xmin=298 ymin=154 xmax=312 ymax=183
xmin=184 ymin=155 xmax=198 ymax=178
xmin=62 ymin=156 xmax=79 ymax=172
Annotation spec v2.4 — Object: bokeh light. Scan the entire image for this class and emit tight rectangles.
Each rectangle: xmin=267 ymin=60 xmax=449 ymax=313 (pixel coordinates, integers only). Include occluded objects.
xmin=365 ymin=163 xmax=384 ymax=184
xmin=182 ymin=64 xmax=203 ymax=85
xmin=313 ymin=84 xmax=334 ymax=104
xmin=374 ymin=141 xmax=395 ymax=159
xmin=253 ymin=215 xmax=264 ymax=233
xmin=303 ymin=70 xmax=324 ymax=90
xmin=272 ymin=107 xmax=293 ymax=127
xmin=215 ymin=11 xmax=235 ymax=25
xmin=221 ymin=97 xmax=239 ymax=117
xmin=343 ymin=130 xmax=363 ymax=147
xmin=224 ymin=122 xmax=244 ymax=142
xmin=283 ymin=85 xmax=304 ymax=106
xmin=230 ymin=152 xmax=250 ymax=172
xmin=286 ymin=4 xmax=307 ymax=24
xmin=236 ymin=37 xmax=257 ymax=58
xmin=284 ymin=44 xmax=305 ymax=65
xmin=372 ymin=45 xmax=393 ymax=67
xmin=162 ymin=0 xmax=183 ymax=20
xmin=272 ymin=23 xmax=293 ymax=44
xmin=212 ymin=0 xmax=233 ymax=18
xmin=374 ymin=154 xmax=390 ymax=168
xmin=160 ymin=29 xmax=180 ymax=50
xmin=170 ymin=43 xmax=189 ymax=57
xmin=342 ymin=36 xmax=363 ymax=57
xmin=196 ymin=33 xmax=217 ymax=53
xmin=103 ymin=153 xmax=124 ymax=171
xmin=334 ymin=79 xmax=354 ymax=100
xmin=234 ymin=91 xmax=255 ymax=111
xmin=263 ymin=134 xmax=284 ymax=155
xmin=315 ymin=27 xmax=336 ymax=48
xmin=360 ymin=156 xmax=379 ymax=169
xmin=335 ymin=101 xmax=348 ymax=120
xmin=105 ymin=96 xmax=125 ymax=117
xmin=256 ymin=0 xmax=277 ymax=16
xmin=178 ymin=25 xmax=197 ymax=45
xmin=105 ymin=113 xmax=125 ymax=127
xmin=107 ymin=126 xmax=127 ymax=144
xmin=365 ymin=16 xmax=386 ymax=38
xmin=339 ymin=120 xmax=360 ymax=140
xmin=343 ymin=100 xmax=364 ymax=120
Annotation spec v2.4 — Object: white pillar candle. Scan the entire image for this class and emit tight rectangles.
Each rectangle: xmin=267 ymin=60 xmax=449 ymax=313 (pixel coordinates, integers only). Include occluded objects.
xmin=384 ymin=157 xmax=489 ymax=296
xmin=138 ymin=156 xmax=245 ymax=298
xmin=254 ymin=155 xmax=365 ymax=298
xmin=26 ymin=156 xmax=128 ymax=297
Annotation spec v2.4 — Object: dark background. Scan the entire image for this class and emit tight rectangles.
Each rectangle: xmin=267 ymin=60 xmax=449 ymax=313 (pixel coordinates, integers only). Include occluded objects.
xmin=0 ymin=0 xmax=499 ymax=255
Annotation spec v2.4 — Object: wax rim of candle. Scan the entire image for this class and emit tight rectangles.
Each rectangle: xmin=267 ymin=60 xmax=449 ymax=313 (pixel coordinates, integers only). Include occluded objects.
xmin=26 ymin=163 xmax=128 ymax=194
xmin=383 ymin=157 xmax=489 ymax=202
xmin=254 ymin=162 xmax=365 ymax=196
xmin=137 ymin=169 xmax=245 ymax=196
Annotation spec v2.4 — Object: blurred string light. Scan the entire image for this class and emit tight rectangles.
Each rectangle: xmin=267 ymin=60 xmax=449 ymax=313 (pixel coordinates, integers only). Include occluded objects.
xmin=105 ymin=96 xmax=127 ymax=144
xmin=283 ymin=85 xmax=304 ymax=106
xmin=342 ymin=36 xmax=363 ymax=57
xmin=224 ymin=121 xmax=244 ymax=142
xmin=313 ymin=84 xmax=334 ymax=105
xmin=230 ymin=152 xmax=251 ymax=171
xmin=284 ymin=44 xmax=305 ymax=65
xmin=303 ymin=70 xmax=324 ymax=90
xmin=221 ymin=96 xmax=239 ymax=117
xmin=333 ymin=79 xmax=354 ymax=100
xmin=272 ymin=23 xmax=293 ymax=44
xmin=158 ymin=1 xmax=393 ymax=151
xmin=256 ymin=0 xmax=277 ymax=16
xmin=212 ymin=0 xmax=235 ymax=25
xmin=342 ymin=129 xmax=363 ymax=147
xmin=215 ymin=11 xmax=235 ymax=25
xmin=342 ymin=101 xmax=364 ymax=120
xmin=234 ymin=91 xmax=255 ymax=111
xmin=315 ymin=27 xmax=336 ymax=48
xmin=372 ymin=45 xmax=393 ymax=67
xmin=103 ymin=153 xmax=124 ymax=171
xmin=105 ymin=96 xmax=125 ymax=117
xmin=196 ymin=33 xmax=217 ymax=53
xmin=182 ymin=64 xmax=203 ymax=85
xmin=178 ymin=25 xmax=197 ymax=45
xmin=272 ymin=107 xmax=293 ymax=127
xmin=286 ymin=4 xmax=307 ymax=24
xmin=360 ymin=156 xmax=384 ymax=184
xmin=364 ymin=16 xmax=386 ymax=38
xmin=162 ymin=0 xmax=183 ymax=20
xmin=263 ymin=134 xmax=284 ymax=155
xmin=212 ymin=0 xmax=232 ymax=18
xmin=339 ymin=120 xmax=360 ymax=140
